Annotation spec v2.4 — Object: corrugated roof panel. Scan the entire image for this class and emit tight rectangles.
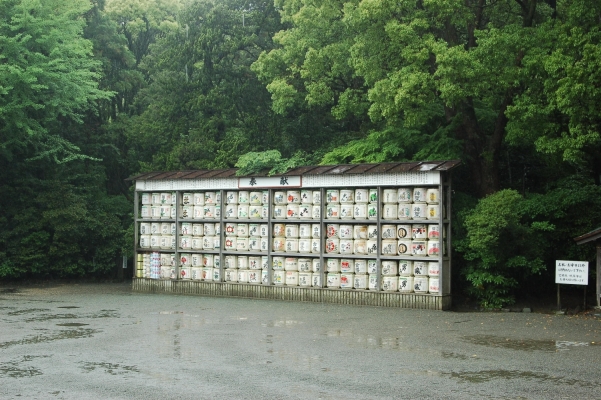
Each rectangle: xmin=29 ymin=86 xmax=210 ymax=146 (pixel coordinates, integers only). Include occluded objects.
xmin=387 ymin=162 xmax=422 ymax=173
xmin=435 ymin=160 xmax=462 ymax=170
xmin=212 ymin=169 xmax=238 ymax=178
xmin=344 ymin=164 xmax=380 ymax=174
xmin=309 ymin=165 xmax=339 ymax=175
xmin=327 ymin=164 xmax=356 ymax=174
xmin=282 ymin=166 xmax=321 ymax=176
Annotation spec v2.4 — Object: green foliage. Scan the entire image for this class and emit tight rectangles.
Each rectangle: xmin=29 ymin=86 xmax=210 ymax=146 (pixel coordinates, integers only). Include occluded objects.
xmin=235 ymin=150 xmax=309 ymax=176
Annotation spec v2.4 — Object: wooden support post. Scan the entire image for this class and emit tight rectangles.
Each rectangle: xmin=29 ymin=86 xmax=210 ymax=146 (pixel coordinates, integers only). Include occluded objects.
xmin=596 ymin=244 xmax=601 ymax=308
xmin=557 ymin=284 xmax=561 ymax=311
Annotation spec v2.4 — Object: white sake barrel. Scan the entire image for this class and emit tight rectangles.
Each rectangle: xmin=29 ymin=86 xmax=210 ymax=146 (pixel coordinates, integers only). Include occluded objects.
xmin=354 ymin=259 xmax=367 ymax=274
xmin=248 ymin=270 xmax=262 ymax=284
xmin=237 ymin=204 xmax=249 ymax=219
xmin=160 ymin=192 xmax=172 ymax=205
xmin=192 ymin=223 xmax=203 ymax=236
xmin=224 ymin=237 xmax=236 ymax=251
xmin=340 ymin=259 xmax=353 ymax=273
xmin=191 ymin=237 xmax=203 ymax=250
xmin=382 ymin=276 xmax=398 ymax=291
xmin=414 ymin=276 xmax=429 ymax=293
xmin=248 ymin=237 xmax=261 ymax=252
xmin=427 ymin=204 xmax=440 ymax=220
xmin=366 ymin=240 xmax=378 ymax=255
xmin=273 ymin=223 xmax=285 ymax=237
xmin=160 ymin=266 xmax=171 ymax=279
xmin=285 ymin=271 xmax=299 ymax=286
xmin=312 ymin=205 xmax=321 ymax=219
xmin=159 ymin=206 xmax=172 ymax=219
xmin=285 ymin=224 xmax=299 ymax=238
xmin=181 ymin=193 xmax=193 ymax=205
xmin=427 ymin=239 xmax=441 ymax=257
xmin=237 ymin=256 xmax=248 ymax=270
xmin=260 ymin=237 xmax=269 ymax=252
xmin=399 ymin=276 xmax=414 ymax=292
xmin=159 ymin=253 xmax=170 ymax=266
xmin=139 ymin=234 xmax=151 ymax=248
xmin=311 ymin=224 xmax=321 ymax=238
xmin=238 ymin=270 xmax=250 ymax=283
xmin=140 ymin=205 xmax=151 ymax=219
xmin=225 ymin=191 xmax=238 ymax=204
xmin=429 ymin=277 xmax=440 ymax=293
xmin=413 ymin=261 xmax=428 ymax=276
xmin=214 ymin=255 xmax=221 ymax=269
xmin=261 ymin=191 xmax=269 ymax=205
xmin=411 ymin=204 xmax=426 ymax=220
xmin=248 ymin=223 xmax=260 ymax=237
xmin=326 ymin=258 xmax=340 ymax=272
xmin=179 ymin=253 xmax=191 ymax=266
xmin=236 ymin=223 xmax=248 ymax=237
xmin=325 ymin=238 xmax=339 ymax=254
xmin=170 ymin=206 xmax=177 ymax=219
xmin=428 ymin=225 xmax=441 ymax=239
xmin=367 ymin=204 xmax=378 ymax=220
xmin=224 ymin=255 xmax=237 ymax=269
xmin=340 ymin=273 xmax=354 ymax=289
xmin=273 ymin=270 xmax=285 ymax=285
xmin=311 ymin=238 xmax=320 ymax=253
xmin=236 ymin=237 xmax=249 ymax=251
xmin=381 ymin=225 xmax=396 ymax=239
xmin=397 ymin=203 xmax=411 ymax=220
xmin=354 ymin=239 xmax=367 ymax=255
xmin=272 ymin=237 xmax=285 ymax=252
xmin=273 ymin=205 xmax=286 ymax=219
xmin=161 ymin=235 xmax=174 ymax=250
xmin=368 ymin=274 xmax=378 ymax=290
xmin=367 ymin=260 xmax=377 ymax=274
xmin=312 ymin=191 xmax=321 ymax=205
xmin=368 ymin=188 xmax=378 ymax=203
xmin=285 ymin=238 xmax=299 ymax=252
xmin=398 ymin=260 xmax=413 ymax=276
xmin=203 ymin=254 xmax=214 ymax=268
xmin=140 ymin=222 xmax=151 ymax=235
xmin=224 ymin=204 xmax=238 ymax=219
xmin=298 ymin=258 xmax=312 ymax=272
xmin=355 ymin=189 xmax=369 ymax=203
xmin=193 ymin=192 xmax=205 ymax=206
xmin=261 ymin=269 xmax=269 ymax=284
xmin=327 ymin=273 xmax=341 ymax=288
xmin=397 ymin=239 xmax=411 ymax=256
xmin=412 ymin=240 xmax=427 ymax=257
xmin=326 ymin=224 xmax=339 ymax=238
xmin=286 ymin=204 xmax=299 ymax=219
xmin=272 ymin=256 xmax=285 ymax=270
xmin=202 ymin=267 xmax=213 ymax=281
xmin=224 ymin=269 xmax=238 ymax=282
xmin=259 ymin=224 xmax=269 ymax=237
xmin=340 ymin=190 xmax=354 ymax=204
xmin=262 ymin=256 xmax=269 ymax=270
xmin=249 ymin=191 xmax=262 ymax=205
xmin=180 ymin=266 xmax=192 ymax=280
xmin=191 ymin=267 xmax=202 ymax=281
xmin=204 ymin=192 xmax=216 ymax=205
xmin=203 ymin=223 xmax=215 ymax=236
xmin=312 ymin=258 xmax=321 ymax=272
xmin=273 ymin=191 xmax=286 ymax=205
xmin=141 ymin=192 xmax=152 ymax=205
xmin=151 ymin=192 xmax=162 ymax=205
xmin=381 ymin=240 xmax=397 ymax=255
xmin=354 ymin=274 xmax=369 ymax=289
xmin=261 ymin=206 xmax=268 ymax=219
xmin=299 ymin=273 xmax=312 ymax=287
xmin=249 ymin=205 xmax=262 ymax=219
xmin=180 ymin=222 xmax=192 ymax=235
xmin=412 ymin=188 xmax=427 ymax=203
xmin=381 ymin=260 xmax=398 ymax=276
xmin=353 ymin=225 xmax=368 ymax=239
xmin=284 ymin=257 xmax=298 ymax=271
xmin=212 ymin=268 xmax=220 ymax=282
xmin=339 ymin=225 xmax=353 ymax=239
xmin=298 ymin=204 xmax=312 ymax=219
xmin=299 ymin=224 xmax=311 ymax=238
xmin=326 ymin=204 xmax=340 ymax=219
xmin=412 ymin=224 xmax=427 ymax=239
xmin=311 ymin=273 xmax=321 ymax=287
xmin=203 ymin=205 xmax=215 ymax=219
xmin=397 ymin=225 xmax=411 ymax=239
xmin=180 ymin=206 xmax=192 ymax=219
xmin=326 ymin=189 xmax=339 ymax=204
xmin=367 ymin=225 xmax=378 ymax=240
xmin=286 ymin=190 xmax=300 ymax=204
xmin=382 ymin=189 xmax=397 ymax=204
xmin=237 ymin=191 xmax=250 ymax=204
xmin=300 ymin=190 xmax=312 ymax=204
xmin=340 ymin=204 xmax=354 ymax=219
xmin=180 ymin=235 xmax=192 ymax=250
xmin=339 ymin=239 xmax=353 ymax=255
xmin=353 ymin=204 xmax=367 ymax=220
xmin=397 ymin=188 xmax=412 ymax=203
xmin=426 ymin=188 xmax=440 ymax=204
xmin=151 ymin=206 xmax=162 ymax=219
xmin=382 ymin=204 xmax=398 ymax=220
xmin=298 ymin=239 xmax=311 ymax=253
xmin=428 ymin=262 xmax=440 ymax=277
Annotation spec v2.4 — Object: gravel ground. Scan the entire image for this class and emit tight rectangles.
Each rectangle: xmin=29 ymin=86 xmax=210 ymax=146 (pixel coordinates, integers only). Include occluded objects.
xmin=1 ymin=282 xmax=600 ymax=399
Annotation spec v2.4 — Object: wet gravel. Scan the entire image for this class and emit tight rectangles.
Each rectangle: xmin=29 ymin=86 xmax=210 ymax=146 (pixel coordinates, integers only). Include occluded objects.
xmin=1 ymin=282 xmax=600 ymax=399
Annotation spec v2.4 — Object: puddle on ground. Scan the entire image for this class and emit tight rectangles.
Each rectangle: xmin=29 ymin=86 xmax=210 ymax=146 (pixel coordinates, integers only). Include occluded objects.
xmin=151 ymin=311 xmax=184 ymax=315
xmin=57 ymin=306 xmax=80 ymax=309
xmin=0 ymin=355 xmax=50 ymax=378
xmin=56 ymin=323 xmax=89 ymax=327
xmin=8 ymin=308 xmax=50 ymax=316
xmin=0 ymin=328 xmax=99 ymax=349
xmin=449 ymin=369 xmax=600 ymax=388
xmin=462 ymin=335 xmax=597 ymax=352
xmin=24 ymin=313 xmax=78 ymax=322
xmin=0 ymin=288 xmax=19 ymax=294
xmin=80 ymin=362 xmax=140 ymax=375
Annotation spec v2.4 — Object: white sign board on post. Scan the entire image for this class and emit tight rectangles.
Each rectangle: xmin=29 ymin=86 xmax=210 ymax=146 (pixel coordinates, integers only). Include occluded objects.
xmin=555 ymin=260 xmax=589 ymax=285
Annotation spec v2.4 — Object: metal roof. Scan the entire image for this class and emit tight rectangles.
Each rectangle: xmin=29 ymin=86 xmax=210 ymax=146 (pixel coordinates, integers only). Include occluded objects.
xmin=127 ymin=160 xmax=461 ymax=181
xmin=574 ymin=227 xmax=601 ymax=245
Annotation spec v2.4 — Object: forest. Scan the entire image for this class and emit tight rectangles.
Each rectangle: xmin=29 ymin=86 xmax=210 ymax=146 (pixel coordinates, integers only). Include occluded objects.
xmin=1 ymin=0 xmax=600 ymax=308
